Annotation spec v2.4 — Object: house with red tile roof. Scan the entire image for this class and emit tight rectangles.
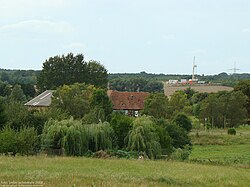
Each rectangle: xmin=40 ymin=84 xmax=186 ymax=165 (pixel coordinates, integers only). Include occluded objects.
xmin=107 ymin=90 xmax=150 ymax=116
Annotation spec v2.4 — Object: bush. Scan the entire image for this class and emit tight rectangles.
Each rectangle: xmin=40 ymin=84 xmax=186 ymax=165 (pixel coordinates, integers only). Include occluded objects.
xmin=228 ymin=128 xmax=236 ymax=135
xmin=17 ymin=127 xmax=37 ymax=155
xmin=169 ymin=145 xmax=191 ymax=161
xmin=165 ymin=123 xmax=191 ymax=149
xmin=0 ymin=127 xmax=37 ymax=156
xmin=0 ymin=127 xmax=18 ymax=155
xmin=172 ymin=113 xmax=192 ymax=132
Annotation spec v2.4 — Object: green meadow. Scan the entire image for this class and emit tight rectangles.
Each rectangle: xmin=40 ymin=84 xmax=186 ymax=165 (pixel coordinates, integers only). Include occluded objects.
xmin=0 ymin=126 xmax=249 ymax=187
xmin=0 ymin=156 xmax=249 ymax=187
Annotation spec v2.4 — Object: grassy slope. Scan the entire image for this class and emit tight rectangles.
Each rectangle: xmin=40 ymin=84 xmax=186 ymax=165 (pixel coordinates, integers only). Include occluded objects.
xmin=0 ymin=126 xmax=249 ymax=186
xmin=190 ymin=126 xmax=250 ymax=166
xmin=0 ymin=156 xmax=249 ymax=187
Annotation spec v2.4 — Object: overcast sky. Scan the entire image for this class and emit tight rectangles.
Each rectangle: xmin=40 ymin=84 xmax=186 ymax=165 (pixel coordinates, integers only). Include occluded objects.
xmin=0 ymin=0 xmax=250 ymax=75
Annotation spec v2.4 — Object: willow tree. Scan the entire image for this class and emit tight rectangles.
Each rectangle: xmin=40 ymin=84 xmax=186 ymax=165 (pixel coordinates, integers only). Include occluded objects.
xmin=63 ymin=122 xmax=88 ymax=156
xmin=127 ymin=116 xmax=161 ymax=159
xmin=86 ymin=122 xmax=115 ymax=152
xmin=41 ymin=118 xmax=88 ymax=156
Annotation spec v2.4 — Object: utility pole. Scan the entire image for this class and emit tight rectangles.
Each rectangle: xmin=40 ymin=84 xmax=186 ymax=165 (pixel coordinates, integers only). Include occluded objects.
xmin=229 ymin=61 xmax=240 ymax=74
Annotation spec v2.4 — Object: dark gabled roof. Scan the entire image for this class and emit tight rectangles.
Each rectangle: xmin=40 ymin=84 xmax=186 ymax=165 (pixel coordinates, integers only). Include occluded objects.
xmin=24 ymin=90 xmax=54 ymax=107
xmin=107 ymin=90 xmax=150 ymax=110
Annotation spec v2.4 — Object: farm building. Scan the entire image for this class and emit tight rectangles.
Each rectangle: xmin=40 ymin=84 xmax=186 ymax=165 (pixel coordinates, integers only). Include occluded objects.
xmin=25 ymin=90 xmax=150 ymax=116
xmin=24 ymin=90 xmax=54 ymax=109
xmin=107 ymin=90 xmax=149 ymax=116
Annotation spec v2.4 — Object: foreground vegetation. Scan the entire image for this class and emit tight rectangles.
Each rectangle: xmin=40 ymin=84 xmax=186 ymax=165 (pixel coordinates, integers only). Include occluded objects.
xmin=0 ymin=126 xmax=249 ymax=186
xmin=0 ymin=156 xmax=249 ymax=187
xmin=190 ymin=126 xmax=250 ymax=166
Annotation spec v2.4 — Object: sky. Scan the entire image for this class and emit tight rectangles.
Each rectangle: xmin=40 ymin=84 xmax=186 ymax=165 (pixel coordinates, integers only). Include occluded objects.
xmin=0 ymin=0 xmax=250 ymax=75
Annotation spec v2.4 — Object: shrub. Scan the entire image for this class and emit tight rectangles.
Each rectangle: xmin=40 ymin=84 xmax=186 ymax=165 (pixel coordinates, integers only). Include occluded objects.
xmin=165 ymin=123 xmax=191 ymax=149
xmin=169 ymin=145 xmax=191 ymax=161
xmin=172 ymin=113 xmax=192 ymax=132
xmin=0 ymin=127 xmax=18 ymax=155
xmin=228 ymin=128 xmax=236 ymax=135
xmin=17 ymin=127 xmax=37 ymax=155
xmin=0 ymin=127 xmax=37 ymax=156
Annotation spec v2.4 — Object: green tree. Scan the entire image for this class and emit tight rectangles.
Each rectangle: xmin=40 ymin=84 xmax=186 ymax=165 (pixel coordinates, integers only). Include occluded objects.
xmin=0 ymin=127 xmax=18 ymax=155
xmin=172 ymin=113 xmax=192 ymax=132
xmin=51 ymin=83 xmax=95 ymax=119
xmin=199 ymin=91 xmax=247 ymax=128
xmin=17 ymin=127 xmax=37 ymax=155
xmin=168 ymin=90 xmax=189 ymax=116
xmin=9 ymin=84 xmax=26 ymax=103
xmin=127 ymin=116 xmax=161 ymax=159
xmin=0 ymin=99 xmax=6 ymax=129
xmin=37 ymin=53 xmax=108 ymax=91
xmin=0 ymin=81 xmax=11 ymax=97
xmin=199 ymin=93 xmax=222 ymax=128
xmin=90 ymin=88 xmax=113 ymax=122
xmin=87 ymin=61 xmax=108 ymax=88
xmin=86 ymin=122 xmax=115 ymax=152
xmin=143 ymin=81 xmax=163 ymax=93
xmin=110 ymin=113 xmax=133 ymax=148
xmin=142 ymin=93 xmax=169 ymax=119
xmin=235 ymin=79 xmax=250 ymax=120
xmin=165 ymin=123 xmax=191 ymax=149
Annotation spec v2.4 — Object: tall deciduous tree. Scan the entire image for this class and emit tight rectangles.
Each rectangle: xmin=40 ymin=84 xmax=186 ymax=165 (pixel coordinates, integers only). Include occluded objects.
xmin=199 ymin=91 xmax=247 ymax=128
xmin=235 ymin=79 xmax=250 ymax=120
xmin=37 ymin=53 xmax=108 ymax=91
xmin=87 ymin=61 xmax=108 ymax=88
xmin=90 ymin=88 xmax=113 ymax=121
xmin=142 ymin=93 xmax=169 ymax=119
xmin=9 ymin=84 xmax=26 ymax=103
xmin=0 ymin=98 xmax=6 ymax=129
xmin=51 ymin=83 xmax=95 ymax=119
xmin=168 ymin=90 xmax=189 ymax=116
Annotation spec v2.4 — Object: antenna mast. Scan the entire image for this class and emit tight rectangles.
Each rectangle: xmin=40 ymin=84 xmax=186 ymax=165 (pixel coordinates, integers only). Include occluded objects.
xmin=192 ymin=56 xmax=197 ymax=80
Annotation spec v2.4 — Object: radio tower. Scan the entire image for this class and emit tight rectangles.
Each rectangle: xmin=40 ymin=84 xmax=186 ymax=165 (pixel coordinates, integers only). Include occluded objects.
xmin=229 ymin=62 xmax=240 ymax=74
xmin=192 ymin=56 xmax=197 ymax=80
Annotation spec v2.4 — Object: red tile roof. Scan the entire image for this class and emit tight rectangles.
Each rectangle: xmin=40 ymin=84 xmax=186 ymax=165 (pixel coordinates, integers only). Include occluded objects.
xmin=107 ymin=90 xmax=150 ymax=110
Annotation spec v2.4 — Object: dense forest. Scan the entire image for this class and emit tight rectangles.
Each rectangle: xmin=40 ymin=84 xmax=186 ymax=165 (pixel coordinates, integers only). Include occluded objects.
xmin=0 ymin=53 xmax=249 ymax=159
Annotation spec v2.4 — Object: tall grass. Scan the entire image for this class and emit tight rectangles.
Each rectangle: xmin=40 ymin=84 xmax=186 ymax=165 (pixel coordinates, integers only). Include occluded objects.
xmin=0 ymin=156 xmax=249 ymax=187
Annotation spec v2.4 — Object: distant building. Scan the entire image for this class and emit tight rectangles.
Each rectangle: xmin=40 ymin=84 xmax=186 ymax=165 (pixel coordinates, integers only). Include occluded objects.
xmin=107 ymin=90 xmax=150 ymax=117
xmin=24 ymin=90 xmax=54 ymax=109
xmin=25 ymin=90 xmax=150 ymax=116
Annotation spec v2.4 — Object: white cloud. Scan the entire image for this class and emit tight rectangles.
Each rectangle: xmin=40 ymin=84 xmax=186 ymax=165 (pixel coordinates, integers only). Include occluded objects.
xmin=0 ymin=0 xmax=71 ymax=18
xmin=64 ymin=42 xmax=86 ymax=53
xmin=188 ymin=49 xmax=207 ymax=55
xmin=242 ymin=28 xmax=250 ymax=33
xmin=0 ymin=20 xmax=74 ymax=36
xmin=162 ymin=34 xmax=175 ymax=40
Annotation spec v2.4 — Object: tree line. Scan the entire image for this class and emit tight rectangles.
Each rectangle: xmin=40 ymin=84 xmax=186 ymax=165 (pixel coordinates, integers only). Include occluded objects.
xmin=0 ymin=53 xmax=249 ymax=159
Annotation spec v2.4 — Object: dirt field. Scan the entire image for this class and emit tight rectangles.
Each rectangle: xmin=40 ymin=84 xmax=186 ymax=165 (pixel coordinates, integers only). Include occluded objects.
xmin=164 ymin=83 xmax=233 ymax=96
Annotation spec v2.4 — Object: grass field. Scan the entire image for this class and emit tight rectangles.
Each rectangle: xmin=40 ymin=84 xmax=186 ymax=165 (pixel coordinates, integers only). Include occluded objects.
xmin=0 ymin=126 xmax=249 ymax=186
xmin=0 ymin=156 xmax=250 ymax=187
xmin=190 ymin=125 xmax=250 ymax=167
